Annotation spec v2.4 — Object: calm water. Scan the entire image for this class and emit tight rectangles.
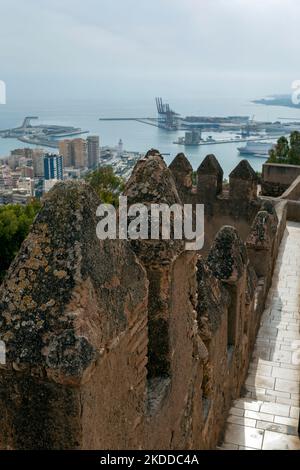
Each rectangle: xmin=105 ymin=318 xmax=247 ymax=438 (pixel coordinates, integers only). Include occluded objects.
xmin=1 ymin=96 xmax=300 ymax=177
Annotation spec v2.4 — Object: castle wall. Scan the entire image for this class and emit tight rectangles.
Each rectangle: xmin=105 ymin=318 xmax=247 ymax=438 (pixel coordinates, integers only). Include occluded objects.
xmin=281 ymin=174 xmax=300 ymax=201
xmin=261 ymin=162 xmax=300 ymax=197
xmin=144 ymin=251 xmax=204 ymax=449
xmin=0 ymin=152 xmax=288 ymax=450
xmin=169 ymin=154 xmax=263 ymax=255
xmin=80 ymin=306 xmax=149 ymax=450
xmin=286 ymin=200 xmax=300 ymax=222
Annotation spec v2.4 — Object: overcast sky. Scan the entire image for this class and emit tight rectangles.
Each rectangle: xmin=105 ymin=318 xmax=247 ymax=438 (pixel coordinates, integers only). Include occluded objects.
xmin=0 ymin=0 xmax=299 ymax=101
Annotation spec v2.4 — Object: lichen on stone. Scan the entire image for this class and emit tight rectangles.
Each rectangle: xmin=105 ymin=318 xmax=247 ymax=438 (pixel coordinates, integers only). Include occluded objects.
xmin=207 ymin=226 xmax=247 ymax=283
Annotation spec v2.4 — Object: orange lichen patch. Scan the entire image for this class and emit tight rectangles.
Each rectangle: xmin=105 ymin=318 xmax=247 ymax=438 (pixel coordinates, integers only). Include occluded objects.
xmin=53 ymin=270 xmax=68 ymax=279
xmin=18 ymin=269 xmax=26 ymax=280
xmin=20 ymin=295 xmax=37 ymax=311
xmin=103 ymin=276 xmax=120 ymax=288
xmin=2 ymin=331 xmax=14 ymax=342
xmin=24 ymin=257 xmax=45 ymax=271
xmin=30 ymin=244 xmax=44 ymax=259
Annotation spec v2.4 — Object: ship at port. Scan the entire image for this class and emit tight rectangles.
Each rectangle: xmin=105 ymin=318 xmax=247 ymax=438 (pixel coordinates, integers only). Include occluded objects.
xmin=0 ymin=117 xmax=88 ymax=148
xmin=238 ymin=141 xmax=275 ymax=157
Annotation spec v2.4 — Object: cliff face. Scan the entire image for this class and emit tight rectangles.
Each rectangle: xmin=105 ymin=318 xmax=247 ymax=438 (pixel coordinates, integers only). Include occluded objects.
xmin=0 ymin=152 xmax=287 ymax=449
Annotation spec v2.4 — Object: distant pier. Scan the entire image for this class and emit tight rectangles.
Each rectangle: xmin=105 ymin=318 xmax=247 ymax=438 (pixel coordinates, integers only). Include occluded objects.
xmin=0 ymin=116 xmax=89 ymax=148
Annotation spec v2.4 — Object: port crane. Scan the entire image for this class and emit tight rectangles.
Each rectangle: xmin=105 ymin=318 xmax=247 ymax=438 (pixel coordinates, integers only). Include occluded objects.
xmin=99 ymin=98 xmax=181 ymax=131
xmin=155 ymin=97 xmax=180 ymax=130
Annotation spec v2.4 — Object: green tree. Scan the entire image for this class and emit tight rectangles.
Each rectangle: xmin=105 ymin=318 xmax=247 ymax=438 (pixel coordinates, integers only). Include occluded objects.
xmin=268 ymin=132 xmax=300 ymax=165
xmin=288 ymin=131 xmax=300 ymax=165
xmin=0 ymin=200 xmax=41 ymax=282
xmin=268 ymin=148 xmax=279 ymax=163
xmin=85 ymin=166 xmax=125 ymax=206
xmin=269 ymin=136 xmax=290 ymax=163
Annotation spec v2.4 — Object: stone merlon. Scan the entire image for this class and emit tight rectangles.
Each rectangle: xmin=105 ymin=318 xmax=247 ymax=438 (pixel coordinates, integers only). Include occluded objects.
xmin=0 ymin=181 xmax=148 ymax=386
xmin=124 ymin=152 xmax=181 ymax=205
xmin=207 ymin=226 xmax=248 ymax=283
xmin=169 ymin=153 xmax=193 ymax=198
xmin=229 ymin=159 xmax=258 ymax=181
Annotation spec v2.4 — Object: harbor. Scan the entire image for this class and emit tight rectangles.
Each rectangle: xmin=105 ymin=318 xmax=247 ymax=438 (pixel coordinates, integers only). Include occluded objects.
xmin=99 ymin=97 xmax=300 ymax=138
xmin=1 ymin=96 xmax=300 ymax=178
xmin=0 ymin=116 xmax=89 ymax=148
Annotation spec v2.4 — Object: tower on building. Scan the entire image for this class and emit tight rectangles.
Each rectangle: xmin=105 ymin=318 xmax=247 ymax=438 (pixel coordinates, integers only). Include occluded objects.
xmin=117 ymin=138 xmax=123 ymax=157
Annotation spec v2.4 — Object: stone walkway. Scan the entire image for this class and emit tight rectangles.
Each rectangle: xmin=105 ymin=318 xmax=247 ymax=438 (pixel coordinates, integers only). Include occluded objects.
xmin=220 ymin=221 xmax=300 ymax=450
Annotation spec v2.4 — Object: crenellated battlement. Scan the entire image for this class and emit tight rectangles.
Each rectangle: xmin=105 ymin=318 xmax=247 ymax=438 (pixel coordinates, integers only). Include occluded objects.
xmin=169 ymin=152 xmax=258 ymax=204
xmin=169 ymin=153 xmax=267 ymax=254
xmin=0 ymin=150 xmax=288 ymax=450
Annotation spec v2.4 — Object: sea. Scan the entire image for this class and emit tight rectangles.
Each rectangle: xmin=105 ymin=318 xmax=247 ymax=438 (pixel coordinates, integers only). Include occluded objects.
xmin=1 ymin=96 xmax=300 ymax=178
